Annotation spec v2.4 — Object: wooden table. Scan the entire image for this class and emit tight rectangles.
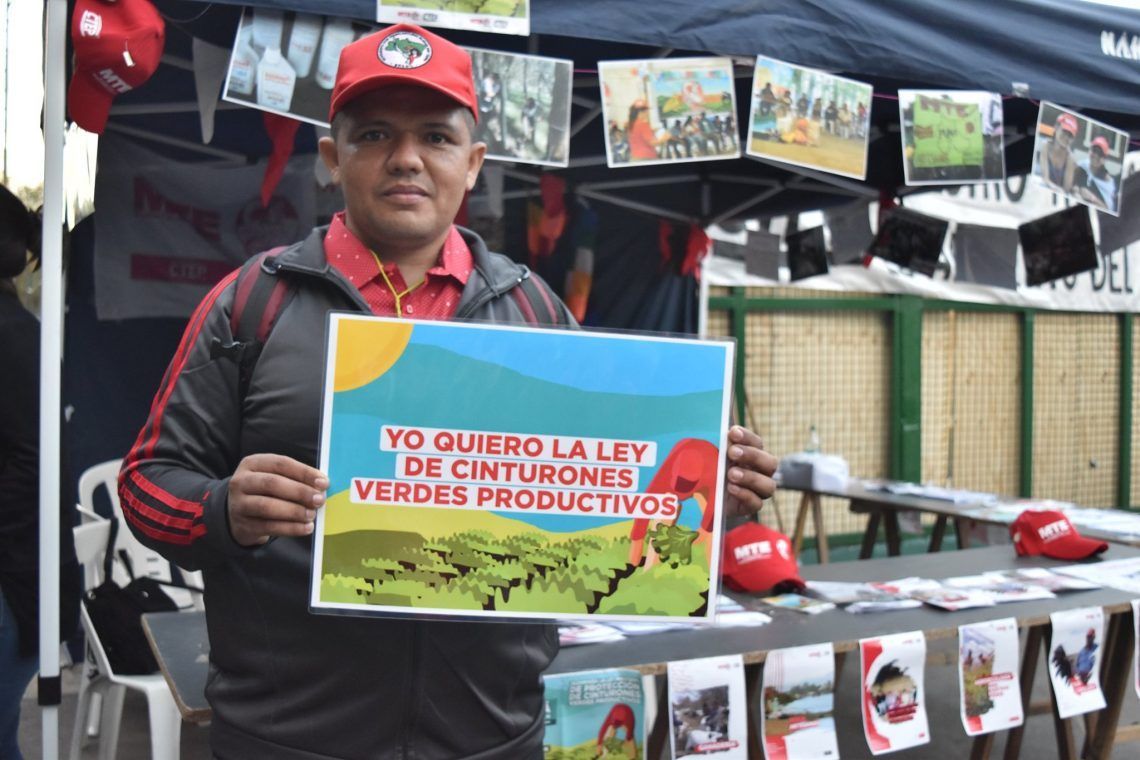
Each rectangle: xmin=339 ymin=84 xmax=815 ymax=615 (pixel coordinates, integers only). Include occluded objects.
xmin=143 ymin=547 xmax=1139 ymax=759
xmin=783 ymin=479 xmax=1140 ymax=564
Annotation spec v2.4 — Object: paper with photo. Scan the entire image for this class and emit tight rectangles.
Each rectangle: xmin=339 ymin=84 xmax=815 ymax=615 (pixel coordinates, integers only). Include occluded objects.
xmin=543 ymin=669 xmax=644 ymax=759
xmin=959 ymin=618 xmax=1024 ymax=736
xmin=600 ymin=58 xmax=741 ymax=169
xmin=1055 ymin=557 xmax=1140 ymax=594
xmin=1047 ymin=606 xmax=1107 ymax=718
xmin=898 ymin=90 xmax=1004 ymax=185
xmin=747 ymin=55 xmax=872 ymax=180
xmin=762 ymin=643 xmax=839 ymax=760
xmin=668 ymin=655 xmax=748 ymax=760
xmin=760 ymin=593 xmax=834 ymax=615
xmin=377 ymin=0 xmax=529 ymax=37
xmin=1030 ymin=101 xmax=1128 ymax=217
xmin=860 ymin=631 xmax=930 ymax=755
xmin=469 ymin=47 xmax=572 ymax=167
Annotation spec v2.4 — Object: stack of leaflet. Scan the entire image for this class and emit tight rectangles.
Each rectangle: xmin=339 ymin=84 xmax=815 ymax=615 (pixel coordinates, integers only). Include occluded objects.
xmin=863 ymin=481 xmax=999 ymax=505
xmin=805 ymin=580 xmax=923 ymax=613
xmin=558 ymin=623 xmax=626 ymax=647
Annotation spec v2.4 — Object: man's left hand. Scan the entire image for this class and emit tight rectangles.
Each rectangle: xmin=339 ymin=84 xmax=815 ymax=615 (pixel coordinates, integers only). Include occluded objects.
xmin=724 ymin=425 xmax=778 ymax=516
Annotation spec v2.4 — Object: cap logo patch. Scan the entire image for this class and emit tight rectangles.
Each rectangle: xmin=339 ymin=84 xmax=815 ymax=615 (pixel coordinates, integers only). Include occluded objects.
xmin=378 ymin=31 xmax=432 ymax=69
xmin=79 ymin=10 xmax=102 ymax=38
xmin=1036 ymin=519 xmax=1071 ymax=542
xmin=734 ymin=540 xmax=773 ymax=564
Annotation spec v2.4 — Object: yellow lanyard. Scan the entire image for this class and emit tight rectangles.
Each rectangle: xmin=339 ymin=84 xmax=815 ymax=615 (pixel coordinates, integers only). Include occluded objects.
xmin=370 ymin=249 xmax=424 ymax=318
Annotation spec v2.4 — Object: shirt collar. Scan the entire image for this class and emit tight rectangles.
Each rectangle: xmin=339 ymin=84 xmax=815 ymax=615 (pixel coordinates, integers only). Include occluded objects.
xmin=328 ymin=212 xmax=473 ymax=287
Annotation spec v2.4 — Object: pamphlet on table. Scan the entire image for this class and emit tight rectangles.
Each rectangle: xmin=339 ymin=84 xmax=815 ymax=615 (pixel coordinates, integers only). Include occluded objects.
xmin=310 ymin=315 xmax=734 ymax=622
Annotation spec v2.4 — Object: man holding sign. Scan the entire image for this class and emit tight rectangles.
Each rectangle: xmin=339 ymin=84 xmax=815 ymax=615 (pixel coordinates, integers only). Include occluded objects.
xmin=120 ymin=22 xmax=777 ymax=760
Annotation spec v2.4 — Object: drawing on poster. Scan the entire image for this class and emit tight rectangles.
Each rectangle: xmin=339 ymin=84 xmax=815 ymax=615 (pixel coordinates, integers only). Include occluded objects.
xmin=469 ymin=48 xmax=572 ymax=167
xmin=899 ymin=90 xmax=1005 ymax=185
xmin=600 ymin=58 xmax=741 ymax=168
xmin=747 ymin=55 xmax=872 ymax=180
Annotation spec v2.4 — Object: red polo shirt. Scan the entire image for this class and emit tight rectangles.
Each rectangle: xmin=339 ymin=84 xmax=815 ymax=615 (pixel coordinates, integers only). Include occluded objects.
xmin=323 ymin=212 xmax=473 ymax=319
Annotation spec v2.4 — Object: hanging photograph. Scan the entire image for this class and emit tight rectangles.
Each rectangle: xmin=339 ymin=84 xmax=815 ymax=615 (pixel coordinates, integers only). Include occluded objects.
xmin=1030 ymin=101 xmax=1128 ymax=217
xmin=746 ymin=55 xmax=872 ymax=180
xmin=859 ymin=631 xmax=930 ymax=755
xmin=1018 ymin=204 xmax=1098 ymax=287
xmin=668 ymin=655 xmax=748 ymax=760
xmin=468 ymin=48 xmax=573 ymax=167
xmin=1047 ymin=607 xmax=1107 ymax=719
xmin=898 ymin=90 xmax=1005 ymax=185
xmin=599 ymin=58 xmax=742 ymax=169
xmin=223 ymin=8 xmax=376 ymax=127
xmin=958 ymin=618 xmax=1024 ymax=736
xmin=761 ymin=643 xmax=839 ymax=760
xmin=377 ymin=0 xmax=529 ymax=37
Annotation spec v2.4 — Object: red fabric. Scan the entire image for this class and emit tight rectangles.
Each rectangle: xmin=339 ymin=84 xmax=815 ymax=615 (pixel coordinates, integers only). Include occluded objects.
xmin=526 ymin=175 xmax=568 ymax=267
xmin=330 ymin=23 xmax=478 ymax=121
xmin=261 ymin=113 xmax=301 ymax=207
xmin=682 ymin=224 xmax=711 ymax=278
xmin=658 ymin=221 xmax=673 ymax=270
xmin=1010 ymin=510 xmax=1108 ymax=560
xmin=721 ymin=522 xmax=804 ymax=593
xmin=324 ymin=212 xmax=471 ymax=319
xmin=69 ymin=0 xmax=165 ymax=133
xmin=540 ymin=173 xmax=566 ymax=218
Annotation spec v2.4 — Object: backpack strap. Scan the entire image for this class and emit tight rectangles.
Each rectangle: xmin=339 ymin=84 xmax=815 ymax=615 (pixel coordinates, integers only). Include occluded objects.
xmin=511 ymin=268 xmax=567 ymax=327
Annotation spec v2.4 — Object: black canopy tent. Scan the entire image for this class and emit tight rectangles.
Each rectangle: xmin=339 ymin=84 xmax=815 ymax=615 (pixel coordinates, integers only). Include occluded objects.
xmin=35 ymin=0 xmax=1140 ymax=753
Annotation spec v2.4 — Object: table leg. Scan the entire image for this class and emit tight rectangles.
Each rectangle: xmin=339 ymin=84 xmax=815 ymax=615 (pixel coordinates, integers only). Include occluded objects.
xmin=860 ymin=509 xmax=882 ymax=560
xmin=1003 ymin=625 xmax=1043 ymax=760
xmin=1087 ymin=610 xmax=1135 ymax=760
xmin=647 ymin=675 xmax=670 ymax=760
xmin=746 ymin=663 xmax=764 ymax=760
xmin=970 ymin=732 xmax=995 ymax=760
xmin=792 ymin=493 xmax=810 ymax=559
xmin=809 ymin=494 xmax=830 ymax=564
xmin=883 ymin=510 xmax=902 ymax=556
xmin=955 ymin=518 xmax=972 ymax=549
xmin=928 ymin=516 xmax=948 ymax=553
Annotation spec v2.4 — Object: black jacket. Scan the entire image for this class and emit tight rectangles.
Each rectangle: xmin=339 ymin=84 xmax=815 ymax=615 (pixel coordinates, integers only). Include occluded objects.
xmin=119 ymin=227 xmax=572 ymax=760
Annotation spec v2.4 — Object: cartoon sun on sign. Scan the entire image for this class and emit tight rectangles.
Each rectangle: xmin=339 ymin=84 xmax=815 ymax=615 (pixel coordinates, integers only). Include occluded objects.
xmin=333 ymin=320 xmax=414 ymax=392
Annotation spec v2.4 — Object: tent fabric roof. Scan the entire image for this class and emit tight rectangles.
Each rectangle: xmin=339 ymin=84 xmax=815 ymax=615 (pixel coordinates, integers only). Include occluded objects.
xmin=198 ymin=0 xmax=1140 ymax=116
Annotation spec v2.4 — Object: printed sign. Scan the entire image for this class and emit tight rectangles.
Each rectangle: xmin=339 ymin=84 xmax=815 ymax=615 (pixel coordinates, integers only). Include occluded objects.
xmin=746 ymin=55 xmax=872 ymax=180
xmin=761 ymin=643 xmax=839 ymax=760
xmin=599 ymin=58 xmax=741 ymax=169
xmin=543 ymin=669 xmax=645 ymax=760
xmin=668 ymin=655 xmax=748 ymax=760
xmin=1048 ymin=606 xmax=1107 ymax=718
xmin=958 ymin=618 xmax=1024 ymax=735
xmin=899 ymin=90 xmax=1004 ymax=185
xmin=859 ymin=631 xmax=930 ymax=755
xmin=377 ymin=0 xmax=530 ymax=37
xmin=311 ymin=316 xmax=734 ymax=621
xmin=1031 ymin=101 xmax=1128 ymax=217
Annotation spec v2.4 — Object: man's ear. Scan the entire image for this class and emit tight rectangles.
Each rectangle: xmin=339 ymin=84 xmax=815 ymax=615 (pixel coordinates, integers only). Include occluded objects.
xmin=465 ymin=141 xmax=487 ymax=192
xmin=318 ymin=136 xmax=342 ymax=186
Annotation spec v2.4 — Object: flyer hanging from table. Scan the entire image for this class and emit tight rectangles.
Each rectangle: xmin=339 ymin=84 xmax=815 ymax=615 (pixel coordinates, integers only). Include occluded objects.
xmin=310 ymin=315 xmax=735 ymax=621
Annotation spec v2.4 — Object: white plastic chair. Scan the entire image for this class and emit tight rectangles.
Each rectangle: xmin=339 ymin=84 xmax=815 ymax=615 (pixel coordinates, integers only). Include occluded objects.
xmin=70 ymin=459 xmax=200 ymax=760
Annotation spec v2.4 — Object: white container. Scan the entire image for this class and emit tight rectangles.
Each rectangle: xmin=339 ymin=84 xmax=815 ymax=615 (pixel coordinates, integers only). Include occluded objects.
xmin=227 ymin=27 xmax=258 ymax=97
xmin=256 ymin=47 xmax=297 ymax=112
xmin=250 ymin=8 xmax=284 ymax=53
xmin=286 ymin=13 xmax=323 ymax=79
xmin=315 ymin=18 xmax=355 ymax=90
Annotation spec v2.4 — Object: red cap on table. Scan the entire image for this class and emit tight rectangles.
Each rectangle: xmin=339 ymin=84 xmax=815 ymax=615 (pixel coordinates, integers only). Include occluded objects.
xmin=330 ymin=23 xmax=478 ymax=122
xmin=68 ymin=0 xmax=165 ymax=134
xmin=721 ymin=523 xmax=804 ymax=593
xmin=1010 ymin=510 xmax=1107 ymax=561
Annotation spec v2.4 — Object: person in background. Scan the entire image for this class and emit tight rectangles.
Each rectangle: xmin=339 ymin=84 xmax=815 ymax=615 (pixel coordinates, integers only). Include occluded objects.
xmin=1037 ymin=112 xmax=1078 ymax=193
xmin=627 ymin=99 xmax=663 ymax=161
xmin=0 ymin=184 xmax=80 ymax=760
xmin=1075 ymin=136 xmax=1118 ymax=213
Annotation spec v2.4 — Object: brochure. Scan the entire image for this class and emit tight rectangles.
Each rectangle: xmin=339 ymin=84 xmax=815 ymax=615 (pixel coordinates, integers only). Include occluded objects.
xmin=860 ymin=631 xmax=931 ymax=755
xmin=543 ymin=669 xmax=644 ymax=759
xmin=959 ymin=618 xmax=1024 ymax=735
xmin=760 ymin=593 xmax=835 ymax=615
xmin=1047 ymin=607 xmax=1107 ymax=718
xmin=668 ymin=655 xmax=748 ymax=760
xmin=761 ymin=643 xmax=839 ymax=760
xmin=310 ymin=315 xmax=734 ymax=622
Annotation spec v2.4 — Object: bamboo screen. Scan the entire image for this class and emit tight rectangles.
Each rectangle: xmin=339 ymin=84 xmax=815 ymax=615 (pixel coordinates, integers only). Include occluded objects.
xmin=921 ymin=311 xmax=1022 ymax=497
xmin=1032 ymin=313 xmax=1120 ymax=507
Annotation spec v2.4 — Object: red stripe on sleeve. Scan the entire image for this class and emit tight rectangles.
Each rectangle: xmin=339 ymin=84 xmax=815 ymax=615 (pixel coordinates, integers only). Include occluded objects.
xmin=512 ymin=287 xmax=538 ymax=324
xmin=120 ymin=484 xmax=198 ymax=532
xmin=120 ymin=506 xmax=204 ymax=546
xmin=127 ymin=469 xmax=202 ymax=519
xmin=531 ymin=278 xmax=560 ymax=323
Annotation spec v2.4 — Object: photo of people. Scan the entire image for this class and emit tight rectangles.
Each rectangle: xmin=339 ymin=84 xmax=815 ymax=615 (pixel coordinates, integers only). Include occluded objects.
xmin=468 ymin=48 xmax=572 ymax=167
xmin=671 ymin=686 xmax=734 ymax=758
xmin=376 ymin=0 xmax=529 ymax=37
xmin=667 ymin=655 xmax=747 ymax=759
xmin=898 ymin=90 xmax=1005 ymax=185
xmin=860 ymin=633 xmax=929 ymax=755
xmin=1030 ymin=101 xmax=1128 ymax=216
xmin=223 ymin=8 xmax=376 ymax=127
xmin=1047 ymin=607 xmax=1107 ymax=719
xmin=747 ymin=55 xmax=872 ymax=180
xmin=599 ymin=58 xmax=741 ymax=169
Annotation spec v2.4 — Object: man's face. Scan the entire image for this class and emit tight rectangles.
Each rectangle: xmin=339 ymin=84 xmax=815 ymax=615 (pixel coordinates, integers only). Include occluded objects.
xmin=1090 ymin=148 xmax=1106 ymax=168
xmin=1056 ymin=128 xmax=1074 ymax=147
xmin=319 ymin=85 xmax=485 ymax=253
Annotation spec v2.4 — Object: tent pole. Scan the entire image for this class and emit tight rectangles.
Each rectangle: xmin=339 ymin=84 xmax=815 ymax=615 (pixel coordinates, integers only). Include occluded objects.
xmin=40 ymin=0 xmax=67 ymax=757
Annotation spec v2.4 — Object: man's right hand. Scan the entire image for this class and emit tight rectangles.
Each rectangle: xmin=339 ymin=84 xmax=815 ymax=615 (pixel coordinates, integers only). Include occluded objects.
xmin=227 ymin=454 xmax=329 ymax=547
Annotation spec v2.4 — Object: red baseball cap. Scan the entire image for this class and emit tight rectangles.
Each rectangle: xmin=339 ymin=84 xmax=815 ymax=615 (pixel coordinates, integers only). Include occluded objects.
xmin=330 ymin=24 xmax=477 ymax=122
xmin=1010 ymin=510 xmax=1107 ymax=561
xmin=1055 ymin=113 xmax=1079 ymax=136
xmin=68 ymin=0 xmax=165 ymax=134
xmin=721 ymin=523 xmax=804 ymax=593
xmin=1090 ymin=136 xmax=1112 ymax=156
